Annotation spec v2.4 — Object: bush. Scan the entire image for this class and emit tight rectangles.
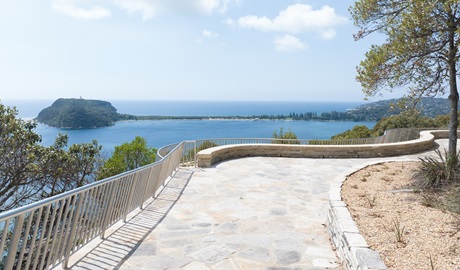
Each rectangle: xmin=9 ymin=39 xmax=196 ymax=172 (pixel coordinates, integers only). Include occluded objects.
xmin=197 ymin=141 xmax=219 ymax=152
xmin=413 ymin=150 xmax=460 ymax=189
xmin=272 ymin=128 xmax=300 ymax=144
xmin=331 ymin=125 xmax=372 ymax=140
xmin=182 ymin=141 xmax=219 ymax=163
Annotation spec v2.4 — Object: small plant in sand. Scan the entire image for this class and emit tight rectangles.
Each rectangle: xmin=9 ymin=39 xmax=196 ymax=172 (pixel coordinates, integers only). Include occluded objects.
xmin=365 ymin=193 xmax=377 ymax=208
xmin=392 ymin=218 xmax=405 ymax=243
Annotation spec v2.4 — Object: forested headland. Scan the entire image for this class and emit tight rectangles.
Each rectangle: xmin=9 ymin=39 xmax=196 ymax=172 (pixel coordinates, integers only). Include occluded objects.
xmin=36 ymin=97 xmax=454 ymax=129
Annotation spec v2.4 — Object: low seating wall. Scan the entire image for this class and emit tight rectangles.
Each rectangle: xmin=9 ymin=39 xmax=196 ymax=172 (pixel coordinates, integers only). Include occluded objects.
xmin=197 ymin=130 xmax=450 ymax=168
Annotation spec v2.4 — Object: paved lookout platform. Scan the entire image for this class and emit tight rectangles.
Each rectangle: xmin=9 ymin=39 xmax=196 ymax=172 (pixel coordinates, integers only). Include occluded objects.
xmin=62 ymin=141 xmax=445 ymax=270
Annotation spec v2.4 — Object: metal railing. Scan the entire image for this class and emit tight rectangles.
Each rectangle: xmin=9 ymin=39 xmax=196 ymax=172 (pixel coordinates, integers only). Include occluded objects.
xmin=0 ymin=142 xmax=185 ymax=270
xmin=0 ymin=127 xmax=443 ymax=270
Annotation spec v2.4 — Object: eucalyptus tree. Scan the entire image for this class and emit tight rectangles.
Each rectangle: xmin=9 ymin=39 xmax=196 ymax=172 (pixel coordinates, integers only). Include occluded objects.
xmin=0 ymin=104 xmax=46 ymax=211
xmin=0 ymin=103 xmax=104 ymax=212
xmin=350 ymin=0 xmax=460 ymax=161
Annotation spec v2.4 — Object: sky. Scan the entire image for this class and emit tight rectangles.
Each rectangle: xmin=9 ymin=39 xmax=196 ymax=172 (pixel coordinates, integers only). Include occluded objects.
xmin=0 ymin=0 xmax=399 ymax=102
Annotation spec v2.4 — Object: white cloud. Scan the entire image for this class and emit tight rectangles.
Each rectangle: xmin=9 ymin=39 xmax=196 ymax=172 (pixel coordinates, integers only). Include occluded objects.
xmin=52 ymin=0 xmax=111 ymax=20
xmin=274 ymin=35 xmax=306 ymax=52
xmin=114 ymin=0 xmax=240 ymax=19
xmin=53 ymin=0 xmax=241 ymax=20
xmin=237 ymin=4 xmax=347 ymax=39
xmin=203 ymin=30 xmax=219 ymax=38
xmin=196 ymin=29 xmax=219 ymax=44
xmin=223 ymin=18 xmax=235 ymax=25
xmin=114 ymin=0 xmax=157 ymax=20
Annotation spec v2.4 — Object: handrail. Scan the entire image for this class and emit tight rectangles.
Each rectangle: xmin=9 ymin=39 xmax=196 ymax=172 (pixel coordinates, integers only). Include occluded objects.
xmin=0 ymin=142 xmax=184 ymax=270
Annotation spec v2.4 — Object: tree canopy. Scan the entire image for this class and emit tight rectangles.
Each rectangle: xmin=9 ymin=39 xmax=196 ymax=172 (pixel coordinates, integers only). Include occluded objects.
xmin=0 ymin=103 xmax=103 ymax=212
xmin=98 ymin=136 xmax=157 ymax=180
xmin=350 ymin=0 xmax=460 ymax=157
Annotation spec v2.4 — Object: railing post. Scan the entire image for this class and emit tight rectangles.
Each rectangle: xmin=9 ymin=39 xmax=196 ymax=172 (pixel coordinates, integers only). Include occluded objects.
xmin=100 ymin=181 xmax=118 ymax=239
xmin=140 ymin=167 xmax=156 ymax=209
xmin=123 ymin=173 xmax=139 ymax=222
xmin=63 ymin=194 xmax=84 ymax=269
xmin=194 ymin=140 xmax=197 ymax=167
xmin=4 ymin=215 xmax=24 ymax=270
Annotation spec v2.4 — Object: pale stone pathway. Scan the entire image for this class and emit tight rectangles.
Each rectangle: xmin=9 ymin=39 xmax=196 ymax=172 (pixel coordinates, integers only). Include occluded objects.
xmin=64 ymin=142 xmax=444 ymax=270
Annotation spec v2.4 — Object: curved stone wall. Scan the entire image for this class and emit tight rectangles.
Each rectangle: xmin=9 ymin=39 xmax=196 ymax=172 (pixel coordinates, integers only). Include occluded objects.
xmin=197 ymin=130 xmax=449 ymax=168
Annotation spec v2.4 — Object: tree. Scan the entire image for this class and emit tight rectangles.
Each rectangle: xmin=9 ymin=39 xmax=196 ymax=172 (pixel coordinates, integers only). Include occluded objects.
xmin=331 ymin=125 xmax=372 ymax=139
xmin=370 ymin=109 xmax=438 ymax=136
xmin=272 ymin=128 xmax=300 ymax=144
xmin=98 ymin=136 xmax=157 ymax=179
xmin=350 ymin=0 xmax=460 ymax=163
xmin=0 ymin=103 xmax=104 ymax=211
xmin=0 ymin=104 xmax=46 ymax=211
xmin=40 ymin=134 xmax=103 ymax=197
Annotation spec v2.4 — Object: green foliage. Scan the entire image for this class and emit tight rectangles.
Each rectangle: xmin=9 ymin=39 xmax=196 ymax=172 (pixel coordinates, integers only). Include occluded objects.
xmin=331 ymin=108 xmax=454 ymax=140
xmin=0 ymin=102 xmax=103 ymax=212
xmin=272 ymin=128 xmax=300 ymax=144
xmin=392 ymin=218 xmax=405 ymax=243
xmin=413 ymin=150 xmax=460 ymax=189
xmin=331 ymin=125 xmax=372 ymax=140
xmin=370 ymin=110 xmax=440 ymax=136
xmin=0 ymin=104 xmax=44 ymax=211
xmin=350 ymin=0 xmax=460 ymax=156
xmin=197 ymin=141 xmax=219 ymax=152
xmin=98 ymin=136 xmax=157 ymax=180
xmin=40 ymin=134 xmax=103 ymax=197
xmin=350 ymin=1 xmax=459 ymax=97
xmin=37 ymin=98 xmax=119 ymax=129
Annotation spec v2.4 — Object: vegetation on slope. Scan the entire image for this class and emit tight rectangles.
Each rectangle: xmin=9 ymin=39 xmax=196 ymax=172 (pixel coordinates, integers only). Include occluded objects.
xmin=37 ymin=98 xmax=119 ymax=128
xmin=331 ymin=110 xmax=451 ymax=140
xmin=37 ymin=97 xmax=456 ymax=129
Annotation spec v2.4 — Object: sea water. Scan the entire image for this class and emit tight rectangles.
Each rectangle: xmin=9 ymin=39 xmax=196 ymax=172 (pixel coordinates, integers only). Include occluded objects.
xmin=3 ymin=100 xmax=375 ymax=150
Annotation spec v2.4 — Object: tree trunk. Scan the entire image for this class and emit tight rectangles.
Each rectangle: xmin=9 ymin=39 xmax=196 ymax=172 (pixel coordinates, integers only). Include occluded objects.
xmin=448 ymin=28 xmax=459 ymax=159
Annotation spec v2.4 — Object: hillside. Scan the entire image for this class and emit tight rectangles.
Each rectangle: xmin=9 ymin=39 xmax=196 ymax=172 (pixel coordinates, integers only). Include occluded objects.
xmin=36 ymin=97 xmax=453 ymax=129
xmin=349 ymin=97 xmax=451 ymax=121
xmin=36 ymin=98 xmax=119 ymax=129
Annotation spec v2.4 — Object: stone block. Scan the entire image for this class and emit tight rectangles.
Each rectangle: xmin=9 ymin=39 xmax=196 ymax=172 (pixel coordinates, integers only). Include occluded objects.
xmin=343 ymin=232 xmax=368 ymax=249
xmin=339 ymin=219 xmax=360 ymax=234
xmin=333 ymin=206 xmax=353 ymax=221
xmin=353 ymin=248 xmax=388 ymax=270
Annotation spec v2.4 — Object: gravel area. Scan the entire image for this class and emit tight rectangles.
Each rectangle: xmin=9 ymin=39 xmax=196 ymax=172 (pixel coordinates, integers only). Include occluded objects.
xmin=342 ymin=161 xmax=460 ymax=270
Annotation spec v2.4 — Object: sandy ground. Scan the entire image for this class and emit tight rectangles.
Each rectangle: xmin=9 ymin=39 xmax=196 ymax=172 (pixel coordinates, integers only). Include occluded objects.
xmin=342 ymin=161 xmax=460 ymax=270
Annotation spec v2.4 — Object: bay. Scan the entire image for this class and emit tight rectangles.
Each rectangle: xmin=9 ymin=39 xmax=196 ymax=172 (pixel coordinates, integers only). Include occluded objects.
xmin=4 ymin=100 xmax=376 ymax=151
xmin=35 ymin=119 xmax=376 ymax=151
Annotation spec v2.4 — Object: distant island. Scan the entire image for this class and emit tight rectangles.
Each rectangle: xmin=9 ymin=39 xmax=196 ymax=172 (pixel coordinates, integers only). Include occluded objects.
xmin=36 ymin=97 xmax=454 ymax=129
xmin=36 ymin=98 xmax=120 ymax=129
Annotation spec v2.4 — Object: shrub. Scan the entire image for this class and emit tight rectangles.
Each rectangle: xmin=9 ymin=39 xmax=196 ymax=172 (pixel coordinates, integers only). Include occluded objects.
xmin=272 ymin=128 xmax=300 ymax=144
xmin=413 ymin=150 xmax=460 ymax=189
xmin=197 ymin=141 xmax=219 ymax=151
xmin=331 ymin=125 xmax=372 ymax=139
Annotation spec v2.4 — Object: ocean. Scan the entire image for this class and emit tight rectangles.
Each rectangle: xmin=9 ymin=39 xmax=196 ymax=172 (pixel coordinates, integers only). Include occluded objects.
xmin=3 ymin=100 xmax=376 ymax=150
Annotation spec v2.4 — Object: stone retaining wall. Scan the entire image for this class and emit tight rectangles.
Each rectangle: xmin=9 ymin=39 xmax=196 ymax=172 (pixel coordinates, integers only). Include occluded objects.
xmin=197 ymin=130 xmax=443 ymax=168
xmin=327 ymin=180 xmax=388 ymax=270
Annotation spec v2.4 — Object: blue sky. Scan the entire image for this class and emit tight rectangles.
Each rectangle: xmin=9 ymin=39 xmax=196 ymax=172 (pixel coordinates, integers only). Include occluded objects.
xmin=0 ymin=0 xmax=398 ymax=102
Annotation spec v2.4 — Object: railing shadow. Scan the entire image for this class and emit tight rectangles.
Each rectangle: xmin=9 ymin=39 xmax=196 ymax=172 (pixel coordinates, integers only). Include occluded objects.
xmin=63 ymin=168 xmax=195 ymax=270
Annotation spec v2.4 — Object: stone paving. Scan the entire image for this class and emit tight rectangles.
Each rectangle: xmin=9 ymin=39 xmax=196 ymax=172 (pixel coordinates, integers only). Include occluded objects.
xmin=63 ymin=142 xmax=445 ymax=270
